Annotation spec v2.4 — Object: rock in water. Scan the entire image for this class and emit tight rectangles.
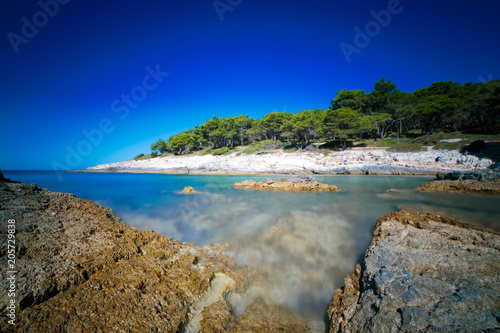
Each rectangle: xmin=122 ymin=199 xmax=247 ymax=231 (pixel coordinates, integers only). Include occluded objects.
xmin=181 ymin=186 xmax=197 ymax=194
xmin=417 ymin=169 xmax=500 ymax=194
xmin=235 ymin=175 xmax=342 ymax=192
xmin=328 ymin=210 xmax=500 ymax=333
xmin=416 ymin=179 xmax=500 ymax=194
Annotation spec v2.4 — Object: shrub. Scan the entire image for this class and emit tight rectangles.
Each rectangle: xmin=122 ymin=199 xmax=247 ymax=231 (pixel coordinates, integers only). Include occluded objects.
xmin=433 ymin=141 xmax=466 ymax=151
xmin=151 ymin=151 xmax=158 ymax=158
xmin=389 ymin=143 xmax=424 ymax=152
xmin=133 ymin=153 xmax=145 ymax=160
xmin=212 ymin=147 xmax=230 ymax=156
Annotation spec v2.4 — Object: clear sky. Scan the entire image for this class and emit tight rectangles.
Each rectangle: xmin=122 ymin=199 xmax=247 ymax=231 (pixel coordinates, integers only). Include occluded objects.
xmin=1 ymin=0 xmax=499 ymax=170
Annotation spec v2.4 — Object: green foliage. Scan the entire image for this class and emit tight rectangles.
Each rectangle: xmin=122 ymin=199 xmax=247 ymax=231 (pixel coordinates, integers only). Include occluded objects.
xmin=212 ymin=147 xmax=231 ymax=155
xmin=133 ymin=153 xmax=145 ymax=160
xmin=151 ymin=139 xmax=169 ymax=154
xmin=388 ymin=143 xmax=424 ymax=152
xmin=148 ymin=77 xmax=500 ymax=155
xmin=433 ymin=141 xmax=466 ymax=151
xmin=242 ymin=139 xmax=282 ymax=154
xmin=151 ymin=151 xmax=158 ymax=158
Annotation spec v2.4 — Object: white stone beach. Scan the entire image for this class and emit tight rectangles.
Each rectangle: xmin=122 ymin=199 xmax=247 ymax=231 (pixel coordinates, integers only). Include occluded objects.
xmin=86 ymin=147 xmax=493 ymax=175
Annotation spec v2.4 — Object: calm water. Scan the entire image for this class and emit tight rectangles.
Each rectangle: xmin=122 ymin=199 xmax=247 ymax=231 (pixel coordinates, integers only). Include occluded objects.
xmin=4 ymin=170 xmax=500 ymax=323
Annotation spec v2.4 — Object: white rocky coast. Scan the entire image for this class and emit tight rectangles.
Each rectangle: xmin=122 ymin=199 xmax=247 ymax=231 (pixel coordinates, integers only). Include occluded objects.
xmin=86 ymin=148 xmax=492 ymax=175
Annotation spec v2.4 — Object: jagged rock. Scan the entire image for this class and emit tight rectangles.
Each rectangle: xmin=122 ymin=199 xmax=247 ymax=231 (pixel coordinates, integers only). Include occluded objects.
xmin=418 ymin=169 xmax=500 ymax=194
xmin=435 ymin=169 xmax=500 ymax=181
xmin=328 ymin=210 xmax=500 ymax=333
xmin=417 ymin=180 xmax=500 ymax=194
xmin=0 ymin=180 xmax=306 ymax=332
xmin=181 ymin=186 xmax=197 ymax=194
xmin=0 ymin=169 xmax=19 ymax=183
xmin=235 ymin=176 xmax=342 ymax=192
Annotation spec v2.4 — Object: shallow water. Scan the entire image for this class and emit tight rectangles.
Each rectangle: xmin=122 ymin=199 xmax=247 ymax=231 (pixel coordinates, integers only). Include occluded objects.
xmin=5 ymin=171 xmax=500 ymax=323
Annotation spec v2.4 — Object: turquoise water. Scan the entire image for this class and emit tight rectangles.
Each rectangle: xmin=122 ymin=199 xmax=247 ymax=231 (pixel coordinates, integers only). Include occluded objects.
xmin=4 ymin=170 xmax=500 ymax=321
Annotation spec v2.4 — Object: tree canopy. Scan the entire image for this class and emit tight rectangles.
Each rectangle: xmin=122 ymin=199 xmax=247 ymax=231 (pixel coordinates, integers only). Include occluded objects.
xmin=149 ymin=78 xmax=500 ymax=155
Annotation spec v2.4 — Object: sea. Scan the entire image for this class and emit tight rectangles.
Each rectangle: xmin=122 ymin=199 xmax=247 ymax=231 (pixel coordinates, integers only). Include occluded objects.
xmin=4 ymin=170 xmax=500 ymax=323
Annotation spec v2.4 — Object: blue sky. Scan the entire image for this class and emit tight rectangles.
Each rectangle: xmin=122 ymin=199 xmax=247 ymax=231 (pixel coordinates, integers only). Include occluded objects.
xmin=1 ymin=0 xmax=499 ymax=170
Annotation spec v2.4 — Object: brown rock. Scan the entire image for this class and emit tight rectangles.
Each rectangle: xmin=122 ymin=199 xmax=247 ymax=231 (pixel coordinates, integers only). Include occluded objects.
xmin=235 ymin=176 xmax=342 ymax=192
xmin=181 ymin=186 xmax=197 ymax=194
xmin=416 ymin=179 xmax=500 ymax=194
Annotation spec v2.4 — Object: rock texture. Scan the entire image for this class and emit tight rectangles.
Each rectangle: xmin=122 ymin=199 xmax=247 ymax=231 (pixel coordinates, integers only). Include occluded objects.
xmin=0 ymin=176 xmax=314 ymax=332
xmin=181 ymin=186 xmax=197 ymax=194
xmin=328 ymin=210 xmax=500 ymax=333
xmin=416 ymin=179 xmax=500 ymax=194
xmin=234 ymin=175 xmax=342 ymax=192
xmin=85 ymin=148 xmax=492 ymax=175
xmin=417 ymin=169 xmax=500 ymax=194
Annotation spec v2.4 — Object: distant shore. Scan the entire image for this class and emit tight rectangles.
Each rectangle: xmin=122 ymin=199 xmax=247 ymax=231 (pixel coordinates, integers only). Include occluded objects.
xmin=83 ymin=148 xmax=493 ymax=176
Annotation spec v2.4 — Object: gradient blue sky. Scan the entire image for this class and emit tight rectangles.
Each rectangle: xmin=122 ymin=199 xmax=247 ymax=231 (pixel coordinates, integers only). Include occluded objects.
xmin=1 ymin=0 xmax=499 ymax=170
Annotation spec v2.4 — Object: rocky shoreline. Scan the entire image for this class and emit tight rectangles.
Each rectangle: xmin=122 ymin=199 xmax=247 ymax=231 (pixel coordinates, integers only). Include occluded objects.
xmin=328 ymin=211 xmax=500 ymax=332
xmin=417 ymin=169 xmax=500 ymax=194
xmin=1 ymin=173 xmax=499 ymax=332
xmin=84 ymin=148 xmax=493 ymax=175
xmin=0 ymin=174 xmax=316 ymax=332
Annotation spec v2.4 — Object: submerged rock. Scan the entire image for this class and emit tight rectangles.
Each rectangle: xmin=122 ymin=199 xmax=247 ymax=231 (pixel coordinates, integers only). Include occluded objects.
xmin=328 ymin=210 xmax=500 ymax=333
xmin=235 ymin=175 xmax=342 ymax=192
xmin=181 ymin=186 xmax=197 ymax=194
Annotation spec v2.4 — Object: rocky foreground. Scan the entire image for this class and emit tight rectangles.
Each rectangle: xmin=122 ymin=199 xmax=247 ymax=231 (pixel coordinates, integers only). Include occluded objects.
xmin=1 ymin=174 xmax=499 ymax=332
xmin=328 ymin=211 xmax=500 ymax=332
xmin=0 ymin=177 xmax=315 ymax=332
xmin=234 ymin=176 xmax=342 ymax=192
xmin=417 ymin=169 xmax=500 ymax=194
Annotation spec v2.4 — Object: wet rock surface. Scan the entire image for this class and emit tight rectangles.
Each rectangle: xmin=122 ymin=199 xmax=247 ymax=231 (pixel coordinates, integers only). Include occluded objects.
xmin=235 ymin=175 xmax=342 ymax=192
xmin=328 ymin=210 xmax=500 ymax=333
xmin=0 ymin=179 xmax=314 ymax=332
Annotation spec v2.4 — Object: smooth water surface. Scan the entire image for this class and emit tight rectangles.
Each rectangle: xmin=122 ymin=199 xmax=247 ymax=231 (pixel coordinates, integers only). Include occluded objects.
xmin=4 ymin=170 xmax=500 ymax=321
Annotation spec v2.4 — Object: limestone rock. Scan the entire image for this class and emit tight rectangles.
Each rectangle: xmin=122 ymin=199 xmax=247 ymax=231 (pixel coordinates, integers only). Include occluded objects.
xmin=416 ymin=179 xmax=500 ymax=194
xmin=235 ymin=176 xmax=342 ymax=192
xmin=328 ymin=210 xmax=500 ymax=333
xmin=181 ymin=186 xmax=197 ymax=194
xmin=435 ymin=169 xmax=500 ymax=181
